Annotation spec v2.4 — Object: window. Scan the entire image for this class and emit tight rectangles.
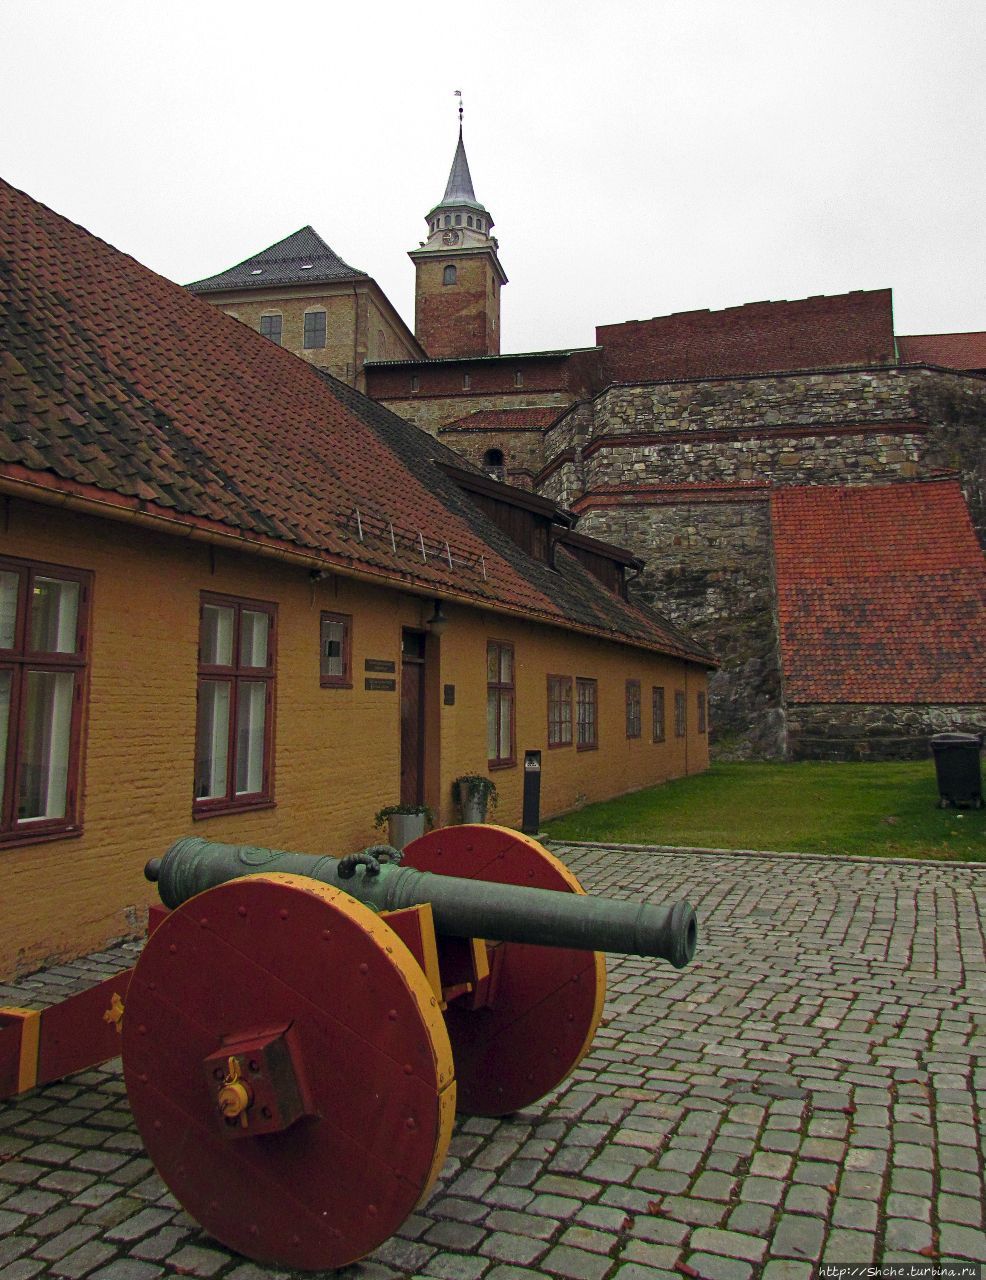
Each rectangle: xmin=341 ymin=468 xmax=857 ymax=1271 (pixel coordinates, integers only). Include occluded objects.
xmin=482 ymin=447 xmax=505 ymax=482
xmin=626 ymin=679 xmax=641 ymax=739
xmin=444 ymin=215 xmax=451 ymax=228
xmin=477 ymin=219 xmax=484 ymax=232
xmin=652 ymin=686 xmax=666 ymax=743
xmin=454 ymin=214 xmax=462 ymax=226
xmin=411 ymin=375 xmax=420 ymax=393
xmin=547 ymin=675 xmax=573 ymax=747
xmin=486 ymin=641 xmax=514 ymax=766
xmin=514 ymin=371 xmax=524 ymax=388
xmin=697 ymin=691 xmax=707 ymax=734
xmin=195 ymin=594 xmax=275 ymax=814
xmin=0 ymin=557 xmax=91 ymax=846
xmin=303 ymin=311 xmax=326 ymax=349
xmin=576 ymin=678 xmax=598 ymax=750
xmin=467 ymin=215 xmax=473 ymax=227
xmin=462 ymin=373 xmax=471 ymax=390
xmin=259 ymin=314 xmax=282 ymax=345
xmin=443 ymin=265 xmax=457 ymax=286
xmin=320 ymin=612 xmax=352 ymax=687
xmin=675 ymin=690 xmax=686 ymax=738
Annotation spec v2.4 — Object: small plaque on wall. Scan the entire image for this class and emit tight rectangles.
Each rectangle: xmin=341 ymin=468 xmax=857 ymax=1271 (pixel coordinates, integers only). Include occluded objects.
xmin=364 ymin=677 xmax=397 ymax=692
xmin=365 ymin=658 xmax=396 ymax=673
xmin=443 ymin=684 xmax=456 ymax=706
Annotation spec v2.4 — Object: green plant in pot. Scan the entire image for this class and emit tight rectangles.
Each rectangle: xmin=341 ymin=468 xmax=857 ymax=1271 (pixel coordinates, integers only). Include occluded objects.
xmin=373 ymin=803 xmax=434 ymax=850
xmin=452 ymin=775 xmax=499 ymax=824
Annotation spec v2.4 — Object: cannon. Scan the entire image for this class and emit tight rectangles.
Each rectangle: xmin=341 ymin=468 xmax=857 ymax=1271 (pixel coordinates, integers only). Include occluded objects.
xmin=1 ymin=825 xmax=696 ymax=1271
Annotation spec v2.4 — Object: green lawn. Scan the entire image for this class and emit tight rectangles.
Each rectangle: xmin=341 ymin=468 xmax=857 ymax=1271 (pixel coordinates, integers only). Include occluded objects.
xmin=543 ymin=761 xmax=986 ymax=861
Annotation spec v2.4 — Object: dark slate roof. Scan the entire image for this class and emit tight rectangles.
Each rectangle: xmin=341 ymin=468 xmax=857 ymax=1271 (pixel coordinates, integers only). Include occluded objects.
xmin=0 ymin=177 xmax=712 ymax=667
xmin=772 ymin=482 xmax=986 ymax=703
xmin=437 ymin=127 xmax=485 ymax=211
xmin=186 ymin=225 xmax=368 ymax=293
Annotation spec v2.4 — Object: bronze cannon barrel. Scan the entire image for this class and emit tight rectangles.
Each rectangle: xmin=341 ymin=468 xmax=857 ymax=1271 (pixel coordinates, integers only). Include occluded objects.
xmin=147 ymin=836 xmax=697 ymax=969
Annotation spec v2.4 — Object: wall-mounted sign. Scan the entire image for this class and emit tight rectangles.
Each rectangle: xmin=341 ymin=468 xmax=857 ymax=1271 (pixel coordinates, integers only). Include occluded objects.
xmin=443 ymin=684 xmax=456 ymax=706
xmin=365 ymin=658 xmax=396 ymax=673
xmin=364 ymin=677 xmax=397 ymax=692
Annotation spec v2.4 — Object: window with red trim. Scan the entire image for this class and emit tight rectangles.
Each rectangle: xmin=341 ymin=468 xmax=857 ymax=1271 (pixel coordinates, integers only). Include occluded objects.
xmin=675 ymin=689 xmax=687 ymax=738
xmin=0 ymin=557 xmax=91 ymax=846
xmin=547 ymin=675 xmax=573 ymax=747
xmin=625 ymin=679 xmax=641 ymax=739
xmin=194 ymin=593 xmax=276 ymax=815
xmin=652 ymin=686 xmax=666 ymax=743
xmin=320 ymin=612 xmax=352 ymax=687
xmin=486 ymin=640 xmax=515 ymax=766
xmin=576 ymin=677 xmax=598 ymax=750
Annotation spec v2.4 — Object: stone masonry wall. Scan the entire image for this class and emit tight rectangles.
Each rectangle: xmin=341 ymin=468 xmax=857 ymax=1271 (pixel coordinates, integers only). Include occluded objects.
xmin=535 ymin=366 xmax=986 ymax=759
xmin=787 ymin=703 xmax=986 ymax=762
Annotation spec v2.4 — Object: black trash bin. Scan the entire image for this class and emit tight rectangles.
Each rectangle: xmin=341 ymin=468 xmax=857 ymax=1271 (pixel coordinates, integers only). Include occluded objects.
xmin=930 ymin=732 xmax=983 ymax=808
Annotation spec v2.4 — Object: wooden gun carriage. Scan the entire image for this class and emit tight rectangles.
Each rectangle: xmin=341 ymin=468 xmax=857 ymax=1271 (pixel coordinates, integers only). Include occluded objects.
xmin=1 ymin=825 xmax=696 ymax=1270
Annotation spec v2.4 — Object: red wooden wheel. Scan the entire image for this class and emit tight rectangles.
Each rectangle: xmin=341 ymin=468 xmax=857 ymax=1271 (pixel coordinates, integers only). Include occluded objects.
xmin=403 ymin=825 xmax=606 ymax=1117
xmin=122 ymin=873 xmax=455 ymax=1271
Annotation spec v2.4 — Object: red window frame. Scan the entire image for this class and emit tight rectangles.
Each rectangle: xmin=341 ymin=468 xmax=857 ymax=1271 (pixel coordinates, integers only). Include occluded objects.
xmin=547 ymin=674 xmax=573 ymax=748
xmin=576 ymin=677 xmax=598 ymax=751
xmin=487 ymin=640 xmax=515 ymax=768
xmin=697 ymin=691 xmax=707 ymax=734
xmin=652 ymin=686 xmax=666 ymax=743
xmin=625 ymin=679 xmax=642 ymax=739
xmin=194 ymin=592 xmax=276 ymax=818
xmin=319 ymin=611 xmax=352 ymax=688
xmin=0 ymin=556 xmax=91 ymax=847
xmin=675 ymin=689 xmax=687 ymax=738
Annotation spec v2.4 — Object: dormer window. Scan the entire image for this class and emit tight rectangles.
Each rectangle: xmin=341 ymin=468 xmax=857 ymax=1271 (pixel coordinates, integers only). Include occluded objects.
xmin=443 ymin=265 xmax=457 ymax=286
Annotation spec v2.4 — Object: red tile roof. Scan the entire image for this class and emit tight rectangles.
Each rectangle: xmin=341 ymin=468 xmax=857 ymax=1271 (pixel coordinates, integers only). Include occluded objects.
xmin=440 ymin=408 xmax=564 ymax=431
xmin=772 ymin=482 xmax=986 ymax=703
xmin=897 ymin=332 xmax=986 ymax=371
xmin=0 ymin=178 xmax=710 ymax=665
xmin=597 ymin=290 xmax=896 ymax=383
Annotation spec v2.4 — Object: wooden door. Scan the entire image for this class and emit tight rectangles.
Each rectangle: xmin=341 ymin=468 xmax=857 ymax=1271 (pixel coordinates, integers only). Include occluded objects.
xmin=400 ymin=630 xmax=426 ymax=806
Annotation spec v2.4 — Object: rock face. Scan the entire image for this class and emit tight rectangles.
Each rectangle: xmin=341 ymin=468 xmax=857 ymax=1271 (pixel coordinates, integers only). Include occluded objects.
xmin=535 ymin=365 xmax=986 ymax=760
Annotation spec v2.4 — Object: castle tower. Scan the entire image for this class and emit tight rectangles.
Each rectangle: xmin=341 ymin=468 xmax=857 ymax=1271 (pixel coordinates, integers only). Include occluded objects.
xmin=410 ymin=108 xmax=507 ymax=358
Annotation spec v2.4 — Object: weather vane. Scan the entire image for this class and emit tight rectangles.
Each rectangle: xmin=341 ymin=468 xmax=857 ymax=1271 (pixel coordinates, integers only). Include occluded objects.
xmin=454 ymin=89 xmax=463 ymax=126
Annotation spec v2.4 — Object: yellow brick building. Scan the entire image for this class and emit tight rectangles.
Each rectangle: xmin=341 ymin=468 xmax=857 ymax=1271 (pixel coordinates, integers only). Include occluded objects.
xmin=0 ymin=176 xmax=712 ymax=978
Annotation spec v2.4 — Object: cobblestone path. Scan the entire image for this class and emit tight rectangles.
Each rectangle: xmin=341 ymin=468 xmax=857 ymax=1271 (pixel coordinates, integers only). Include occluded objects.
xmin=1 ymin=844 xmax=984 ymax=1280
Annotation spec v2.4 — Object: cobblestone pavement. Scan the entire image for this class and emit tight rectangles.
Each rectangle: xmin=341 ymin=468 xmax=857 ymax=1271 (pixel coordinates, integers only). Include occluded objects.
xmin=1 ymin=844 xmax=984 ymax=1280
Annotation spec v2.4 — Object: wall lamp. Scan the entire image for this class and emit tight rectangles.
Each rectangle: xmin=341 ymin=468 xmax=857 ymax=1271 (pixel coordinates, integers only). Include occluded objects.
xmin=425 ymin=599 xmax=448 ymax=637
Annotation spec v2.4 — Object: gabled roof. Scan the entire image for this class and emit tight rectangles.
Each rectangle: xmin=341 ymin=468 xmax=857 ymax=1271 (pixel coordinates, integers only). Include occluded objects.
xmin=187 ymin=225 xmax=368 ymax=293
xmin=897 ymin=332 xmax=986 ymax=372
xmin=0 ymin=177 xmax=711 ymax=667
xmin=772 ymin=482 xmax=986 ymax=703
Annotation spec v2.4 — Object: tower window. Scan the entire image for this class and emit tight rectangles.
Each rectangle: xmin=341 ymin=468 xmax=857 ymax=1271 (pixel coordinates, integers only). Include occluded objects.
xmin=455 ymin=214 xmax=462 ymax=226
xmin=467 ymin=215 xmax=473 ymax=227
xmin=514 ymin=371 xmax=524 ymax=388
xmin=303 ymin=311 xmax=326 ymax=349
xmin=477 ymin=219 xmax=483 ymax=232
xmin=463 ymin=374 xmax=471 ymax=390
xmin=444 ymin=215 xmax=451 ymax=227
xmin=443 ymin=265 xmax=457 ymax=286
xmin=411 ymin=375 xmax=420 ymax=393
xmin=259 ymin=315 xmax=282 ymax=345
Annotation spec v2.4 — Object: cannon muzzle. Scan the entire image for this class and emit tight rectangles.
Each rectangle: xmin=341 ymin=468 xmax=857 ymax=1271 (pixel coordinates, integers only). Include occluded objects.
xmin=149 ymin=836 xmax=697 ymax=968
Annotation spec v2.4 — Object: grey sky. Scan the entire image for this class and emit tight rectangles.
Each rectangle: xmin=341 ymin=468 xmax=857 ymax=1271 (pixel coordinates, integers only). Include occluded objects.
xmin=3 ymin=0 xmax=983 ymax=354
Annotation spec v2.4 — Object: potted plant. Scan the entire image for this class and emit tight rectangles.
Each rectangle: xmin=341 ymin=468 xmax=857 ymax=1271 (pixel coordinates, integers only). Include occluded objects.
xmin=373 ymin=803 xmax=434 ymax=850
xmin=452 ymin=775 xmax=499 ymax=824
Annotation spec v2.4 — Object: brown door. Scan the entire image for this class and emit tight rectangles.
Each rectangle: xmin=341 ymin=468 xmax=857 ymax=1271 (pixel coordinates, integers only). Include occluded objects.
xmin=400 ymin=629 xmax=426 ymax=805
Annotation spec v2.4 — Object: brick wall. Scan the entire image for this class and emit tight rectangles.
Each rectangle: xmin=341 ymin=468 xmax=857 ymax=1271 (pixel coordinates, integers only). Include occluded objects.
xmin=414 ymin=253 xmax=500 ymax=358
xmin=597 ymin=289 xmax=897 ymax=383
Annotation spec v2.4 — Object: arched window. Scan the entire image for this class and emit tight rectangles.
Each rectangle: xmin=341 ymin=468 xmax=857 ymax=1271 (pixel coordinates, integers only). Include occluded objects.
xmin=483 ymin=448 xmax=506 ymax=481
xmin=455 ymin=213 xmax=462 ymax=226
xmin=467 ymin=215 xmax=473 ymax=227
xmin=444 ymin=214 xmax=451 ymax=227
xmin=443 ymin=265 xmax=457 ymax=286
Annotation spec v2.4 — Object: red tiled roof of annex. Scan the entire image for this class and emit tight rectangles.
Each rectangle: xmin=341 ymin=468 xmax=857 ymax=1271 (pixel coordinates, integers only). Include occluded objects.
xmin=441 ymin=408 xmax=565 ymax=431
xmin=0 ymin=178 xmax=709 ymax=664
xmin=597 ymin=289 xmax=897 ymax=384
xmin=772 ymin=482 xmax=986 ymax=703
xmin=897 ymin=332 xmax=986 ymax=371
